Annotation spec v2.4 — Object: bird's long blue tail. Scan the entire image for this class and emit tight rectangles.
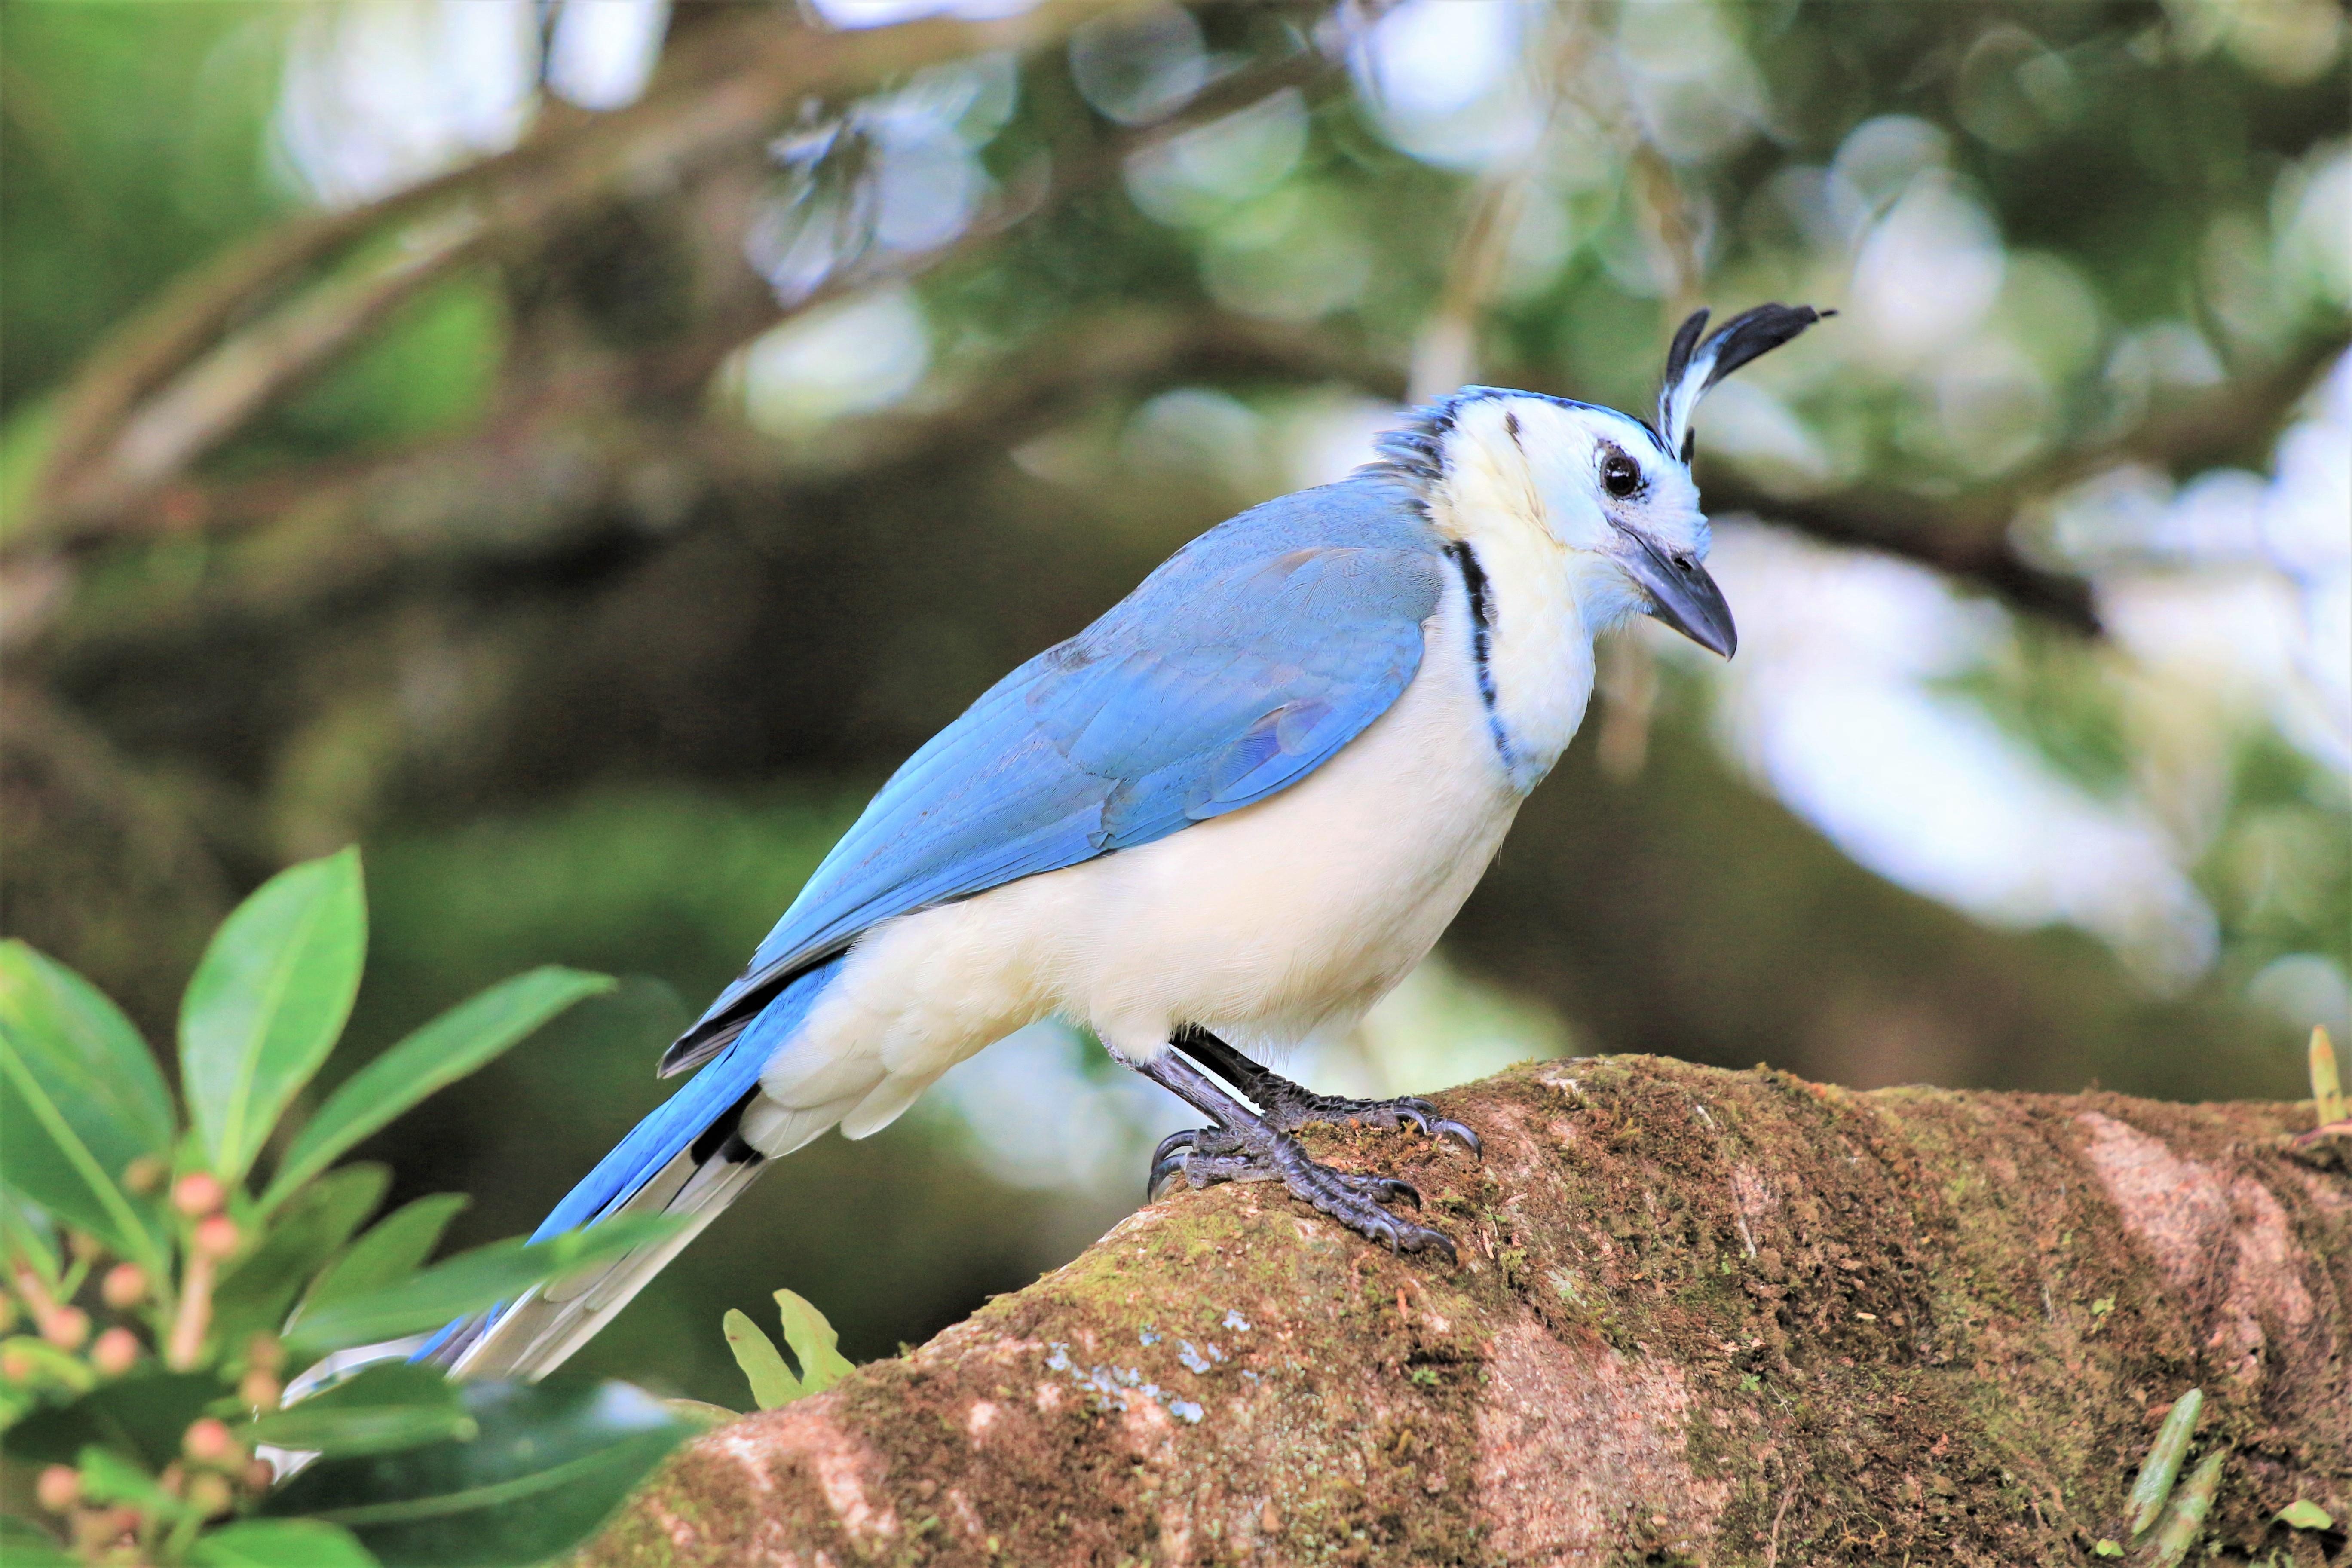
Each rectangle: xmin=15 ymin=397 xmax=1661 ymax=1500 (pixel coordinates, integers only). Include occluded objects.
xmin=425 ymin=957 xmax=846 ymax=1381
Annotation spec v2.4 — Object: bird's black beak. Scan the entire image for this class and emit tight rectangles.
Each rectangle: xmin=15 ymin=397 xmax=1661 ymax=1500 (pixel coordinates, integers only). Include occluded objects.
xmin=1618 ymin=530 xmax=1737 ymax=658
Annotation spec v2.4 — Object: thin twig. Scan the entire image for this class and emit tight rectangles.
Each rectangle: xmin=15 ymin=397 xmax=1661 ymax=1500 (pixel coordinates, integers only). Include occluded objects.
xmin=1762 ymin=1477 xmax=1797 ymax=1568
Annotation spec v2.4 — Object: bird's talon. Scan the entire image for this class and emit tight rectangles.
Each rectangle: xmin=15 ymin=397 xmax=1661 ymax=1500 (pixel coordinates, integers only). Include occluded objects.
xmin=1432 ymin=1118 xmax=1482 ymax=1156
xmin=1153 ymin=1128 xmax=1200 ymax=1168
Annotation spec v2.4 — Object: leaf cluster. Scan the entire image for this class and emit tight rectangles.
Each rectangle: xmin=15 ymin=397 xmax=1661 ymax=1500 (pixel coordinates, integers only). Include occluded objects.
xmin=0 ymin=849 xmax=693 ymax=1566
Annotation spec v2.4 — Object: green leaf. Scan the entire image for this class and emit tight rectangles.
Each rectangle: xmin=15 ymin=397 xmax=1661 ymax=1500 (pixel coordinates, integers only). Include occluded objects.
xmin=211 ymin=1164 xmax=391 ymax=1352
xmin=181 ymin=848 xmax=368 ymax=1184
xmin=772 ymin=1289 xmax=853 ymax=1395
xmin=2091 ymin=1541 xmax=2122 ymax=1558
xmin=245 ymin=1364 xmax=477 ymax=1458
xmin=264 ymin=969 xmax=613 ymax=1212
xmin=2127 ymin=1387 xmax=2202 ymax=1537
xmin=0 ymin=1515 xmax=76 ymax=1568
xmin=2277 ymin=1499 xmax=2334 ymax=1531
xmin=0 ymin=943 xmax=172 ymax=1268
xmin=0 ymin=941 xmax=173 ymax=1155
xmin=0 ymin=1188 xmax=63 ymax=1289
xmin=3 ymin=1371 xmax=233 ymax=1469
xmin=0 ymin=1336 xmax=97 ymax=1399
xmin=284 ymin=1216 xmax=681 ymax=1355
xmin=2142 ymin=1446 xmax=2228 ymax=1568
xmin=192 ymin=1519 xmax=380 ymax=1568
xmin=261 ymin=1377 xmax=694 ymax=1567
xmin=722 ymin=1310 xmax=799 ymax=1410
xmin=307 ymin=1195 xmax=470 ymax=1310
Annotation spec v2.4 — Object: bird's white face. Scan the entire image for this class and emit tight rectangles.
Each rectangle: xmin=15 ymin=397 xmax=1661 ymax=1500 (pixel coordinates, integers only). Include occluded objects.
xmin=1429 ymin=392 xmax=1735 ymax=658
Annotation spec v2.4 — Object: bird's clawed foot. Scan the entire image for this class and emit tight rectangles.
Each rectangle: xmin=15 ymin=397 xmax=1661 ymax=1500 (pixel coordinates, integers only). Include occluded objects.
xmin=1148 ymin=1126 xmax=1456 ymax=1262
xmin=1254 ymin=1084 xmax=1481 ymax=1155
xmin=1170 ymin=1027 xmax=1481 ymax=1155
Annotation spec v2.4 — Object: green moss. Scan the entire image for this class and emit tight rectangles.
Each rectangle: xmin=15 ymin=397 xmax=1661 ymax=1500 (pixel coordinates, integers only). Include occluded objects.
xmin=583 ymin=1060 xmax=2335 ymax=1568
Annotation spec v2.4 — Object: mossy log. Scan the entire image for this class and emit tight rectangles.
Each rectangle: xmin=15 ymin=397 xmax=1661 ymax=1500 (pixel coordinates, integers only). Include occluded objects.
xmin=581 ymin=1057 xmax=2348 ymax=1566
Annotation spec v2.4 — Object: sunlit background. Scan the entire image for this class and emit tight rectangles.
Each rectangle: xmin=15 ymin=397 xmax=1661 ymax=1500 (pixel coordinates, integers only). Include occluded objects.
xmin=3 ymin=0 xmax=2344 ymax=1404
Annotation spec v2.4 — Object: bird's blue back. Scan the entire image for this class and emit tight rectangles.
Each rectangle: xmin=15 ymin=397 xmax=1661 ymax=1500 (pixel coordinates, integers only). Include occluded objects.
xmin=680 ymin=470 xmax=1450 ymax=1053
xmin=541 ymin=472 xmax=1448 ymax=1237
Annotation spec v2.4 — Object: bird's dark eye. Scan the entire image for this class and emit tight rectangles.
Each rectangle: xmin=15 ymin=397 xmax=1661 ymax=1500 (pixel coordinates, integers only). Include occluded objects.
xmin=1601 ymin=449 xmax=1642 ymax=499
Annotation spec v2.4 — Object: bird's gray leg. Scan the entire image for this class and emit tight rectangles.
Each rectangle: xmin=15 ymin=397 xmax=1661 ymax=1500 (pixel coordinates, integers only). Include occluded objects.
xmin=1170 ymin=1026 xmax=1480 ymax=1155
xmin=1135 ymin=1048 xmax=1456 ymax=1262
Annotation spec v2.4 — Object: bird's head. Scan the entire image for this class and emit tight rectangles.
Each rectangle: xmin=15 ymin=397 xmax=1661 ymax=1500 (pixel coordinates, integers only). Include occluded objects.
xmin=1381 ymin=303 xmax=1828 ymax=660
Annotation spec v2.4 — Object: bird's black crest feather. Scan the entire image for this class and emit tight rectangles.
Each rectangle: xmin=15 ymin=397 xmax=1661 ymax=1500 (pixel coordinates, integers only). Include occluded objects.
xmin=1698 ymin=303 xmax=1831 ymax=392
xmin=1663 ymin=309 xmax=1711 ymax=392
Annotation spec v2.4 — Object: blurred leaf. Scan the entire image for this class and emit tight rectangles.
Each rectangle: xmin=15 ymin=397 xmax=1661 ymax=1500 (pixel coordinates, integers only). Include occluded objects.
xmin=3 ymin=1370 xmax=231 ymax=1468
xmin=262 ymin=1376 xmax=694 ymax=1567
xmin=772 ymin=1289 xmax=854 ymax=1395
xmin=181 ymin=848 xmax=367 ymax=1184
xmin=77 ymin=1442 xmax=188 ymax=1516
xmin=264 ymin=968 xmax=613 ymax=1211
xmin=270 ymin=277 xmax=507 ymax=454
xmin=0 ymin=1336 xmax=98 ymax=1400
xmin=0 ymin=1515 xmax=75 ymax=1568
xmin=0 ymin=397 xmax=57 ymax=555
xmin=245 ymin=1364 xmax=476 ymax=1458
xmin=2276 ymin=1499 xmax=2334 ymax=1530
xmin=284 ymin=1216 xmax=682 ymax=1354
xmin=212 ymin=1164 xmax=391 ymax=1352
xmin=2312 ymin=1026 xmax=2343 ymax=1125
xmin=0 ymin=1188 xmax=63 ymax=1289
xmin=307 ymin=1195 xmax=470 ymax=1311
xmin=0 ymin=940 xmax=172 ymax=1152
xmin=192 ymin=1519 xmax=380 ymax=1568
xmin=0 ymin=942 xmax=171 ymax=1267
xmin=721 ymin=1309 xmax=797 ymax=1410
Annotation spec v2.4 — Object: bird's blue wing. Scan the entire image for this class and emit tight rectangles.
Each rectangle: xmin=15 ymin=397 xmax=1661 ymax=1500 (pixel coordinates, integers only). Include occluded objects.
xmin=665 ymin=472 xmax=1447 ymax=1070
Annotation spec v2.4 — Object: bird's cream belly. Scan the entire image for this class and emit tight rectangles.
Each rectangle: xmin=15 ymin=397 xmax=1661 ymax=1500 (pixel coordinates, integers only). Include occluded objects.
xmin=753 ymin=604 xmax=1521 ymax=1148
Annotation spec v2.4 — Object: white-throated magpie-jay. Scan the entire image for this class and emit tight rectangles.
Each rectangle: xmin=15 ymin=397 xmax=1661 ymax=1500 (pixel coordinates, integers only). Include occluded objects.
xmin=434 ymin=303 xmax=1828 ymax=1380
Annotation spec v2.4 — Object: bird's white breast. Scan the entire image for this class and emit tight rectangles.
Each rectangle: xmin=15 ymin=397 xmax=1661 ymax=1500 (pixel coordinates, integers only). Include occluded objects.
xmin=743 ymin=565 xmax=1541 ymax=1155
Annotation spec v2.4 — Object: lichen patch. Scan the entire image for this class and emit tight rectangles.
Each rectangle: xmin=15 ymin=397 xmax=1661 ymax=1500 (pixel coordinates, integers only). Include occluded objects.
xmin=1472 ymin=1317 xmax=1729 ymax=1562
xmin=2076 ymin=1111 xmax=2320 ymax=1383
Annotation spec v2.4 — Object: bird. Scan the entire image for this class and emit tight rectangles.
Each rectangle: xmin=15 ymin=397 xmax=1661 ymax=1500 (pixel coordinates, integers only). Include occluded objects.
xmin=431 ymin=302 xmax=1828 ymax=1381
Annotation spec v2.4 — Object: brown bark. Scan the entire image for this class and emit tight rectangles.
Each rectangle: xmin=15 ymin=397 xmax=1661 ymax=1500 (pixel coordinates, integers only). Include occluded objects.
xmin=579 ymin=1057 xmax=2348 ymax=1567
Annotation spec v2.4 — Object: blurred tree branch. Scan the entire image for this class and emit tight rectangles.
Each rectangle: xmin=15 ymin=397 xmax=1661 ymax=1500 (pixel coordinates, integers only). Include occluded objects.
xmin=17 ymin=0 xmax=1140 ymax=548
xmin=8 ymin=0 xmax=2340 ymax=649
xmin=32 ymin=301 xmax=2345 ymax=667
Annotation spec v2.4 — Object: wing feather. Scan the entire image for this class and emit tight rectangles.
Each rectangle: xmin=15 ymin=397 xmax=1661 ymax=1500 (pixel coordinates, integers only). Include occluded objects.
xmin=662 ymin=474 xmax=1446 ymax=1074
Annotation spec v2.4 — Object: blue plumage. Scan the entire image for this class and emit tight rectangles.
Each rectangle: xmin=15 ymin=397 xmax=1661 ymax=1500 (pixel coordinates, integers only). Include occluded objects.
xmin=527 ymin=957 xmax=847 ymax=1242
xmin=658 ymin=470 xmax=1446 ymax=1076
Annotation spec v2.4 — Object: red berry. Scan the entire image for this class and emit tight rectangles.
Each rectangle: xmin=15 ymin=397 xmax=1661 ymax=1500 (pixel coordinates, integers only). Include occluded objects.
xmin=91 ymin=1327 xmax=140 ymax=1378
xmin=35 ymin=1464 xmax=79 ymax=1513
xmin=41 ymin=1306 xmax=89 ymax=1351
xmin=101 ymin=1263 xmax=147 ymax=1309
xmin=183 ymin=1417 xmax=236 ymax=1466
xmin=172 ymin=1173 xmax=226 ymax=1218
xmin=193 ymin=1215 xmax=241 ymax=1259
